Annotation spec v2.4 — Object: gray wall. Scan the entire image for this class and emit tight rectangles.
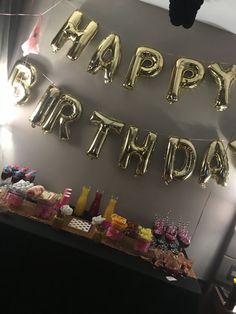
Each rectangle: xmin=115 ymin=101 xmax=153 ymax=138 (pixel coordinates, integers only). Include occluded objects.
xmin=215 ymin=224 xmax=236 ymax=285
xmin=5 ymin=0 xmax=236 ymax=280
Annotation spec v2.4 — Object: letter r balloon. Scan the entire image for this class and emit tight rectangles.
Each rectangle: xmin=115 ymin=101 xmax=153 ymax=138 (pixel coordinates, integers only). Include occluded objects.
xmin=30 ymin=85 xmax=82 ymax=140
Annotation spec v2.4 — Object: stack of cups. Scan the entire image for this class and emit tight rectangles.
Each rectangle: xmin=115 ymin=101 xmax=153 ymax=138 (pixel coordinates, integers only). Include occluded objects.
xmin=59 ymin=188 xmax=72 ymax=208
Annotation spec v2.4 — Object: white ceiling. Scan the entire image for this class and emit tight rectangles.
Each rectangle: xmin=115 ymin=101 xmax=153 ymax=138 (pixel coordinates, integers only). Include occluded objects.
xmin=140 ymin=0 xmax=236 ymax=34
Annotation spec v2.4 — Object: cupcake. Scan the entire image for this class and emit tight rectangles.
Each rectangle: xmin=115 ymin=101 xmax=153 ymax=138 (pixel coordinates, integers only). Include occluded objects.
xmin=105 ymin=214 xmax=128 ymax=240
xmin=134 ymin=226 xmax=153 ymax=254
xmin=11 ymin=168 xmax=27 ymax=183
xmin=60 ymin=204 xmax=73 ymax=216
xmin=24 ymin=170 xmax=37 ymax=183
xmin=91 ymin=215 xmax=110 ymax=242
xmin=177 ymin=228 xmax=191 ymax=249
xmin=1 ymin=165 xmax=13 ymax=180
xmin=153 ymin=218 xmax=165 ymax=236
xmin=165 ymin=225 xmax=177 ymax=242
xmin=52 ymin=205 xmax=73 ymax=229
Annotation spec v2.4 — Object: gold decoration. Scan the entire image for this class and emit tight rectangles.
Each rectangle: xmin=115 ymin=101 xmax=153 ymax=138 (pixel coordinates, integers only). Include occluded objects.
xmin=167 ymin=57 xmax=205 ymax=104
xmin=87 ymin=111 xmax=125 ymax=159
xmin=199 ymin=140 xmax=229 ymax=188
xmin=164 ymin=137 xmax=197 ymax=185
xmin=229 ymin=139 xmax=236 ymax=153
xmin=30 ymin=85 xmax=82 ymax=140
xmin=119 ymin=126 xmax=157 ymax=176
xmin=51 ymin=10 xmax=98 ymax=60
xmin=9 ymin=60 xmax=37 ymax=104
xmin=208 ymin=63 xmax=236 ymax=111
xmin=87 ymin=33 xmax=121 ymax=84
xmin=123 ymin=47 xmax=163 ymax=89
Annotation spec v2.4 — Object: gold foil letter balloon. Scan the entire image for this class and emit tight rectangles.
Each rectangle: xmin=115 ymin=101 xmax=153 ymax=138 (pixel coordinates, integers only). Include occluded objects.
xmin=229 ymin=139 xmax=236 ymax=153
xmin=123 ymin=47 xmax=163 ymax=89
xmin=119 ymin=126 xmax=157 ymax=176
xmin=87 ymin=111 xmax=125 ymax=159
xmin=208 ymin=63 xmax=236 ymax=111
xmin=199 ymin=140 xmax=229 ymax=188
xmin=9 ymin=60 xmax=37 ymax=104
xmin=164 ymin=137 xmax=197 ymax=185
xmin=167 ymin=57 xmax=205 ymax=104
xmin=51 ymin=10 xmax=98 ymax=61
xmin=30 ymin=85 xmax=82 ymax=140
xmin=30 ymin=85 xmax=60 ymax=127
xmin=87 ymin=33 xmax=121 ymax=84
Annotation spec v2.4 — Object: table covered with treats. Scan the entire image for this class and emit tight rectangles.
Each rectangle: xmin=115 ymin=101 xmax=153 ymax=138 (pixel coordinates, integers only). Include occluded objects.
xmin=0 ymin=209 xmax=201 ymax=314
xmin=0 ymin=166 xmax=201 ymax=314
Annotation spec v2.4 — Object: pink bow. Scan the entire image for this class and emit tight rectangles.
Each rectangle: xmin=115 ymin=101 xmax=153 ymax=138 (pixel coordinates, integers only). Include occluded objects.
xmin=21 ymin=15 xmax=42 ymax=56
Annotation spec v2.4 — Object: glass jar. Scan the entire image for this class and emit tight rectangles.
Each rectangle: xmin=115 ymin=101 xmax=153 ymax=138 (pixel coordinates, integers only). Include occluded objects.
xmin=134 ymin=238 xmax=151 ymax=254
xmin=103 ymin=197 xmax=117 ymax=222
xmin=74 ymin=186 xmax=90 ymax=217
xmin=87 ymin=191 xmax=103 ymax=220
xmin=106 ymin=225 xmax=123 ymax=240
xmin=35 ymin=199 xmax=56 ymax=219
xmin=91 ymin=226 xmax=104 ymax=243
xmin=6 ymin=189 xmax=24 ymax=207
xmin=0 ymin=186 xmax=9 ymax=203
xmin=52 ymin=216 xmax=65 ymax=230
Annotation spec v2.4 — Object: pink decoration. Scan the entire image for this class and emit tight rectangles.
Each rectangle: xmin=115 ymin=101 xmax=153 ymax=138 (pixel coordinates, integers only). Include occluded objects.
xmin=59 ymin=194 xmax=71 ymax=207
xmin=64 ymin=188 xmax=72 ymax=194
xmin=165 ymin=225 xmax=177 ymax=242
xmin=106 ymin=225 xmax=122 ymax=240
xmin=21 ymin=15 xmax=42 ymax=56
xmin=6 ymin=190 xmax=24 ymax=207
xmin=35 ymin=199 xmax=56 ymax=219
xmin=153 ymin=218 xmax=165 ymax=236
xmin=27 ymin=185 xmax=45 ymax=198
xmin=88 ymin=191 xmax=103 ymax=220
xmin=134 ymin=238 xmax=151 ymax=254
xmin=101 ymin=220 xmax=112 ymax=230
xmin=177 ymin=228 xmax=191 ymax=247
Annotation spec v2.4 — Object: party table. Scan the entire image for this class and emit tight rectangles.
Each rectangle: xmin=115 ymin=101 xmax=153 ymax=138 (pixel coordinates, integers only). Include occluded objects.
xmin=0 ymin=209 xmax=201 ymax=314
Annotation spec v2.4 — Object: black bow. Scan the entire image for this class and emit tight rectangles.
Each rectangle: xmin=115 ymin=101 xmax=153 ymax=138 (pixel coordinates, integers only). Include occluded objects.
xmin=169 ymin=0 xmax=204 ymax=29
